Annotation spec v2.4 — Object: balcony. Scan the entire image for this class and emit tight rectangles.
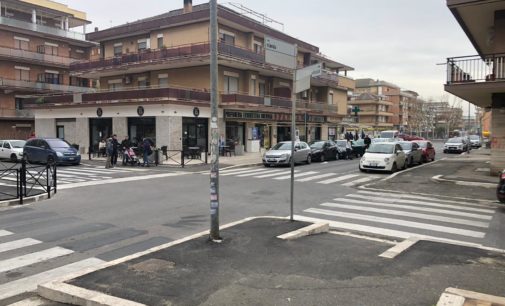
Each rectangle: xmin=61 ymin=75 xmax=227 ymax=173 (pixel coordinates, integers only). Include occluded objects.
xmin=445 ymin=54 xmax=505 ymax=107
xmin=0 ymin=16 xmax=86 ymax=41
xmin=0 ymin=108 xmax=33 ymax=119
xmin=349 ymin=99 xmax=394 ymax=106
xmin=0 ymin=78 xmax=96 ymax=94
xmin=0 ymin=46 xmax=73 ymax=67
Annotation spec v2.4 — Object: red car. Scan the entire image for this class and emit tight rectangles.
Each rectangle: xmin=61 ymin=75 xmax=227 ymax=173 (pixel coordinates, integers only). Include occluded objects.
xmin=413 ymin=140 xmax=435 ymax=162
xmin=399 ymin=134 xmax=425 ymax=141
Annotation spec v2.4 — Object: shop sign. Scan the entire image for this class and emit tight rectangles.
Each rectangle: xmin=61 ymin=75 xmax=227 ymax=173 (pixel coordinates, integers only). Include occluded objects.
xmin=224 ymin=110 xmax=325 ymax=123
xmin=137 ymin=106 xmax=145 ymax=116
xmin=328 ymin=127 xmax=336 ymax=136
xmin=96 ymin=108 xmax=103 ymax=117
xmin=193 ymin=107 xmax=200 ymax=117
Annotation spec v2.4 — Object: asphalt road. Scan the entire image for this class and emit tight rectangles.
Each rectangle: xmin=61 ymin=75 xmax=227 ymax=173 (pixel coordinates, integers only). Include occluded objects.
xmin=0 ymin=140 xmax=500 ymax=304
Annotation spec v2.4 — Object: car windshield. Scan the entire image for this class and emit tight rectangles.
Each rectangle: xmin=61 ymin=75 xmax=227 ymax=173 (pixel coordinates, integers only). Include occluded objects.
xmin=469 ymin=135 xmax=479 ymax=140
xmin=399 ymin=142 xmax=412 ymax=150
xmin=336 ymin=141 xmax=347 ymax=147
xmin=368 ymin=144 xmax=394 ymax=154
xmin=272 ymin=143 xmax=292 ymax=150
xmin=47 ymin=139 xmax=71 ymax=149
xmin=372 ymin=138 xmax=392 ymax=143
xmin=309 ymin=141 xmax=325 ymax=149
xmin=447 ymin=138 xmax=462 ymax=143
xmin=10 ymin=140 xmax=26 ymax=148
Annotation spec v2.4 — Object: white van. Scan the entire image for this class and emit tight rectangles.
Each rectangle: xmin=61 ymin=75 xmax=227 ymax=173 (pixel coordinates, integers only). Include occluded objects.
xmin=380 ymin=130 xmax=400 ymax=139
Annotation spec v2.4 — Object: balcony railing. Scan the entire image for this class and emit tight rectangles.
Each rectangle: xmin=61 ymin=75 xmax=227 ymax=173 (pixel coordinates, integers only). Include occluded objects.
xmin=0 ymin=109 xmax=33 ymax=118
xmin=0 ymin=78 xmax=96 ymax=93
xmin=0 ymin=46 xmax=73 ymax=66
xmin=222 ymin=93 xmax=338 ymax=113
xmin=447 ymin=53 xmax=505 ymax=84
xmin=0 ymin=16 xmax=86 ymax=41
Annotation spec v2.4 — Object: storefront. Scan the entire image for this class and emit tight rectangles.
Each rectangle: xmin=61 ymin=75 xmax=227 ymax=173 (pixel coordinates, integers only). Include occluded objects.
xmin=225 ymin=121 xmax=245 ymax=149
xmin=89 ymin=118 xmax=112 ymax=152
xmin=128 ymin=117 xmax=156 ymax=146
xmin=182 ymin=117 xmax=208 ymax=149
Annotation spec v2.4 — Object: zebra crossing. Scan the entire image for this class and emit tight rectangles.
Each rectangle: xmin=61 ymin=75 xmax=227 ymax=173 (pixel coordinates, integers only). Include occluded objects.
xmin=0 ymin=208 xmax=171 ymax=302
xmin=0 ymin=166 xmax=148 ymax=188
xmin=212 ymin=167 xmax=381 ymax=187
xmin=295 ymin=190 xmax=498 ymax=246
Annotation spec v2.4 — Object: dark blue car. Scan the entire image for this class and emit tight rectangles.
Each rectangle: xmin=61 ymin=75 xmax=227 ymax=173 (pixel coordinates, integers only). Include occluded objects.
xmin=24 ymin=138 xmax=81 ymax=165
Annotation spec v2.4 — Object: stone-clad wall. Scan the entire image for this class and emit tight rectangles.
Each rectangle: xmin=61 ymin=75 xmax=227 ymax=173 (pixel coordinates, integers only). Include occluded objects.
xmin=75 ymin=118 xmax=89 ymax=154
xmin=168 ymin=117 xmax=182 ymax=150
xmin=156 ymin=116 xmax=170 ymax=149
xmin=35 ymin=119 xmax=56 ymax=138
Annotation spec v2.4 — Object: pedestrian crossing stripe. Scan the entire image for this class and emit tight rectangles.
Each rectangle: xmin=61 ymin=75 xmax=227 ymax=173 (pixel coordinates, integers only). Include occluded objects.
xmin=0 ymin=246 xmax=74 ymax=273
xmin=0 ymin=230 xmax=12 ymax=237
xmin=0 ymin=238 xmax=41 ymax=254
xmin=341 ymin=177 xmax=374 ymax=187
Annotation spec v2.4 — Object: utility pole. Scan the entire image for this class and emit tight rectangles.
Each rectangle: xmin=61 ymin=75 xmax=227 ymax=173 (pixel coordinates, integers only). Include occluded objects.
xmin=209 ymin=0 xmax=220 ymax=241
xmin=289 ymin=65 xmax=297 ymax=222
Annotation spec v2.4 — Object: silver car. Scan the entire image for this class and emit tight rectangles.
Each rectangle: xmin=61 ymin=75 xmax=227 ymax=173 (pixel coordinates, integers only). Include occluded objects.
xmin=398 ymin=141 xmax=422 ymax=167
xmin=263 ymin=141 xmax=312 ymax=166
xmin=469 ymin=135 xmax=482 ymax=148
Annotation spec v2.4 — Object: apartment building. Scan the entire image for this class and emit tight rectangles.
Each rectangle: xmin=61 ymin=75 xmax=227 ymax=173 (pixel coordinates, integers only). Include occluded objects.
xmin=444 ymin=0 xmax=505 ymax=174
xmin=26 ymin=0 xmax=355 ymax=153
xmin=0 ymin=0 xmax=96 ymax=139
xmin=348 ymin=92 xmax=394 ymax=132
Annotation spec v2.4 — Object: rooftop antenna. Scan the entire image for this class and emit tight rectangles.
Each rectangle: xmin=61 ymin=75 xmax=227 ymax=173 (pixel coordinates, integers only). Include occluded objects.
xmin=225 ymin=2 xmax=284 ymax=31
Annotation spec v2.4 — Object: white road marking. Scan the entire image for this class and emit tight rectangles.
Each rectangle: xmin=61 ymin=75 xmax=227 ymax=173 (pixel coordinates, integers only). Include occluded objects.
xmin=0 ymin=230 xmax=13 ymax=237
xmin=357 ymin=190 xmax=490 ymax=207
xmin=320 ymin=202 xmax=489 ymax=228
xmin=295 ymin=173 xmax=336 ymax=182
xmin=347 ymin=194 xmax=495 ymax=214
xmin=332 ymin=198 xmax=493 ymax=220
xmin=317 ymin=174 xmax=360 ymax=185
xmin=304 ymin=208 xmax=486 ymax=238
xmin=219 ymin=168 xmax=261 ymax=174
xmin=220 ymin=168 xmax=268 ymax=176
xmin=0 ymin=247 xmax=74 ymax=273
xmin=295 ymin=215 xmax=478 ymax=244
xmin=342 ymin=177 xmax=374 ymax=187
xmin=254 ymin=170 xmax=300 ymax=178
xmin=0 ymin=257 xmax=104 ymax=300
xmin=0 ymin=238 xmax=41 ymax=254
xmin=274 ymin=171 xmax=319 ymax=180
xmin=237 ymin=169 xmax=284 ymax=177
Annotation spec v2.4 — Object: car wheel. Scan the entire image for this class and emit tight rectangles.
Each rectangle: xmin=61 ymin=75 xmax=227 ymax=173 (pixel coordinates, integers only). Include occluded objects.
xmin=263 ymin=163 xmax=270 ymax=167
xmin=10 ymin=154 xmax=18 ymax=163
xmin=306 ymin=154 xmax=312 ymax=165
xmin=390 ymin=163 xmax=397 ymax=173
xmin=320 ymin=155 xmax=325 ymax=162
xmin=422 ymin=155 xmax=427 ymax=163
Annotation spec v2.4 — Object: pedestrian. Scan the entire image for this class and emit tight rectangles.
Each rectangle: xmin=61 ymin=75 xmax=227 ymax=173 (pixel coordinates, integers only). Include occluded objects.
xmin=121 ymin=136 xmax=131 ymax=165
xmin=111 ymin=134 xmax=119 ymax=167
xmin=346 ymin=140 xmax=353 ymax=160
xmin=354 ymin=132 xmax=359 ymax=141
xmin=98 ymin=138 xmax=106 ymax=157
xmin=364 ymin=134 xmax=371 ymax=149
xmin=142 ymin=138 xmax=152 ymax=167
xmin=361 ymin=130 xmax=365 ymax=139
xmin=105 ymin=137 xmax=113 ymax=169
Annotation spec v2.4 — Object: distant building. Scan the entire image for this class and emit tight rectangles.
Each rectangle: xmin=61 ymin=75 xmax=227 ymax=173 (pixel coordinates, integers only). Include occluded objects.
xmin=349 ymin=92 xmax=394 ymax=132
xmin=0 ymin=0 xmax=96 ymax=139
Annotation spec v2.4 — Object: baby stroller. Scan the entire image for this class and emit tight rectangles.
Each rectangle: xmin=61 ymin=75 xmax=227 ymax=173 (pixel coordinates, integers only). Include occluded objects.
xmin=122 ymin=147 xmax=139 ymax=166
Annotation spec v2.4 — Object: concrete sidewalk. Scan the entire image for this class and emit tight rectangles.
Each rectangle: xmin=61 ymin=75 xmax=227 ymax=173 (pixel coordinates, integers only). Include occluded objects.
xmin=38 ymin=218 xmax=505 ymax=306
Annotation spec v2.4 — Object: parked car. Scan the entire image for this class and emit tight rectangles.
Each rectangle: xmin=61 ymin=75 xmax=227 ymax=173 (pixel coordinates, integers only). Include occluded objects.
xmin=399 ymin=134 xmax=425 ymax=141
xmin=309 ymin=140 xmax=337 ymax=162
xmin=443 ymin=137 xmax=469 ymax=153
xmin=335 ymin=140 xmax=354 ymax=160
xmin=359 ymin=142 xmax=406 ymax=173
xmin=263 ymin=141 xmax=311 ymax=167
xmin=469 ymin=135 xmax=482 ymax=148
xmin=413 ymin=140 xmax=436 ymax=162
xmin=371 ymin=137 xmax=397 ymax=144
xmin=398 ymin=141 xmax=422 ymax=167
xmin=23 ymin=138 xmax=81 ymax=165
xmin=0 ymin=140 xmax=26 ymax=162
xmin=497 ymin=170 xmax=505 ymax=204
xmin=351 ymin=139 xmax=366 ymax=157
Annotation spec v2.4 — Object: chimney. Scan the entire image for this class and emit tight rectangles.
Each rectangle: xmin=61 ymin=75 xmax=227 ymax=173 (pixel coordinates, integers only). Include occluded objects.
xmin=183 ymin=0 xmax=192 ymax=13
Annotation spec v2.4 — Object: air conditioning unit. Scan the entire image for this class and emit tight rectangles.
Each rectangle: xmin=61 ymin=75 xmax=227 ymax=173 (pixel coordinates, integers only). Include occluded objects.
xmin=124 ymin=76 xmax=132 ymax=84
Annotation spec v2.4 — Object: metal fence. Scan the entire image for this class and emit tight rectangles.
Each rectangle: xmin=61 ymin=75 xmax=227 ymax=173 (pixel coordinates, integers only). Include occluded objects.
xmin=0 ymin=159 xmax=57 ymax=204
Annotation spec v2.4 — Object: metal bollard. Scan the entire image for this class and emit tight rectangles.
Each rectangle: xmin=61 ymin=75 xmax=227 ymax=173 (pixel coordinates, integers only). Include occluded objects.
xmin=46 ymin=165 xmax=51 ymax=199
xmin=205 ymin=151 xmax=208 ymax=164
xmin=181 ymin=150 xmax=185 ymax=168
xmin=155 ymin=149 xmax=159 ymax=166
xmin=88 ymin=146 xmax=92 ymax=160
xmin=53 ymin=165 xmax=57 ymax=194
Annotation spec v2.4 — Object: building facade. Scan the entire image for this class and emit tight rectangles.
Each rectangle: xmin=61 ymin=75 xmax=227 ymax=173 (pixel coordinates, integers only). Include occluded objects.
xmin=0 ymin=0 xmax=96 ymax=139
xmin=445 ymin=0 xmax=505 ymax=174
xmin=26 ymin=1 xmax=355 ymax=153
xmin=349 ymin=92 xmax=394 ymax=133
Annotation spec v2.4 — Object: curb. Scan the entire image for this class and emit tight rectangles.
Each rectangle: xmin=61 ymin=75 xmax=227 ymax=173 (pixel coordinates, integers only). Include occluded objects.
xmin=0 ymin=193 xmax=49 ymax=208
xmin=277 ymin=222 xmax=329 ymax=240
xmin=437 ymin=287 xmax=505 ymax=306
xmin=38 ymin=216 xmax=305 ymax=306
xmin=431 ymin=175 xmax=497 ymax=189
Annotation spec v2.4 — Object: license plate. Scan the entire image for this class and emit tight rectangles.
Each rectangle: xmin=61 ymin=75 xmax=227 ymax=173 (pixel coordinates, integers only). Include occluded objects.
xmin=370 ymin=162 xmax=378 ymax=167
xmin=268 ymin=159 xmax=276 ymax=162
xmin=68 ymin=157 xmax=75 ymax=160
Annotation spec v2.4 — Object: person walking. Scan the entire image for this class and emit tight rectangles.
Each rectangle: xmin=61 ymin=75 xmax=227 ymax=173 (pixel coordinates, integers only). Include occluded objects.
xmin=121 ymin=136 xmax=131 ymax=165
xmin=105 ymin=137 xmax=113 ymax=169
xmin=142 ymin=138 xmax=152 ymax=167
xmin=346 ymin=140 xmax=353 ymax=160
xmin=364 ymin=134 xmax=371 ymax=150
xmin=111 ymin=134 xmax=119 ymax=167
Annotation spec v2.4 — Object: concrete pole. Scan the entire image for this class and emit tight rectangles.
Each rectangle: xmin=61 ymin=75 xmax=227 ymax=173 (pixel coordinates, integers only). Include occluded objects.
xmin=289 ymin=46 xmax=297 ymax=222
xmin=209 ymin=0 xmax=220 ymax=241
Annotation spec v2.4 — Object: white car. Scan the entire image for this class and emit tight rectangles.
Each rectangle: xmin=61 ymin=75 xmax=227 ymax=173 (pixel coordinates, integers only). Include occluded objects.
xmin=359 ymin=142 xmax=406 ymax=173
xmin=0 ymin=140 xmax=26 ymax=162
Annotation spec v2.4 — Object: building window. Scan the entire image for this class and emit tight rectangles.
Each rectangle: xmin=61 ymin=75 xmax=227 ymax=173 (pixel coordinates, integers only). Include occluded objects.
xmin=57 ymin=126 xmax=65 ymax=139
xmin=259 ymin=82 xmax=266 ymax=97
xmin=15 ymin=98 xmax=23 ymax=110
xmin=113 ymin=45 xmax=122 ymax=56
xmin=138 ymin=41 xmax=147 ymax=52
xmin=138 ymin=79 xmax=149 ymax=88
xmin=250 ymin=79 xmax=256 ymax=96
xmin=224 ymin=76 xmax=239 ymax=93
xmin=15 ymin=68 xmax=30 ymax=81
xmin=43 ymin=45 xmax=58 ymax=55
xmin=109 ymin=83 xmax=123 ymax=91
xmin=159 ymin=77 xmax=168 ymax=88
xmin=220 ymin=32 xmax=235 ymax=45
xmin=157 ymin=37 xmax=164 ymax=49
xmin=14 ymin=38 xmax=29 ymax=50
xmin=328 ymin=93 xmax=334 ymax=105
xmin=254 ymin=43 xmax=263 ymax=54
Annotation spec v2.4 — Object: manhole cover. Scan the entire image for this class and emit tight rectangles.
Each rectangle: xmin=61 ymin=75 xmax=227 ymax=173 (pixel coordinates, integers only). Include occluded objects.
xmin=130 ymin=258 xmax=175 ymax=273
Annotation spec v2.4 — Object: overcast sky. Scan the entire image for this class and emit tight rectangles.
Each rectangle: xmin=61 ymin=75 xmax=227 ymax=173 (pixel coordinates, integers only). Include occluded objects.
xmin=62 ymin=0 xmax=477 ymax=115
